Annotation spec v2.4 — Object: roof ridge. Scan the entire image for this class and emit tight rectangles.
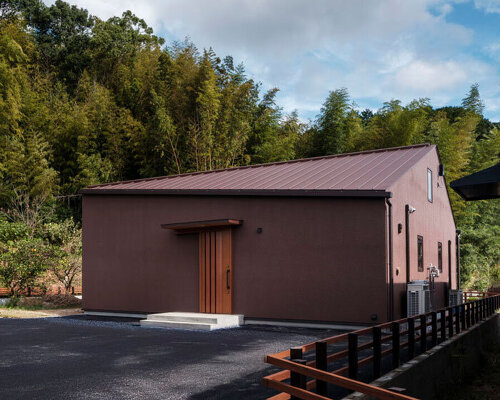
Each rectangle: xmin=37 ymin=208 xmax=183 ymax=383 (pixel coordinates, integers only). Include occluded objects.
xmin=87 ymin=143 xmax=433 ymax=189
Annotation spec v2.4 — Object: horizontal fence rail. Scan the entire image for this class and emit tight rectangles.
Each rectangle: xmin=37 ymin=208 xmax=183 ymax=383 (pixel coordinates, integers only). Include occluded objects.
xmin=463 ymin=290 xmax=498 ymax=303
xmin=263 ymin=293 xmax=500 ymax=400
xmin=0 ymin=286 xmax=82 ymax=297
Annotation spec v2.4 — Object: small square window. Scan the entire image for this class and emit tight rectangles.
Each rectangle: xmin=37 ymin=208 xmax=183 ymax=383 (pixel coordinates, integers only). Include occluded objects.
xmin=418 ymin=236 xmax=424 ymax=272
xmin=427 ymin=169 xmax=433 ymax=202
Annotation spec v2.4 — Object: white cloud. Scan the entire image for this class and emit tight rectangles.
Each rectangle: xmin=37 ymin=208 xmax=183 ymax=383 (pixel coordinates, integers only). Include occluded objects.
xmin=43 ymin=0 xmax=499 ymax=120
xmin=475 ymin=0 xmax=500 ymax=13
xmin=393 ymin=61 xmax=467 ymax=92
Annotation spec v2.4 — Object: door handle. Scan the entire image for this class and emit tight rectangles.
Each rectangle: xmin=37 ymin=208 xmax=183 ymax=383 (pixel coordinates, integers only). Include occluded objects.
xmin=226 ymin=269 xmax=230 ymax=291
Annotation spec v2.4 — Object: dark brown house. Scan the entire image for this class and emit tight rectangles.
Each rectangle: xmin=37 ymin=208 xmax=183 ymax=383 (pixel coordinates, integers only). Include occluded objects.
xmin=81 ymin=143 xmax=458 ymax=325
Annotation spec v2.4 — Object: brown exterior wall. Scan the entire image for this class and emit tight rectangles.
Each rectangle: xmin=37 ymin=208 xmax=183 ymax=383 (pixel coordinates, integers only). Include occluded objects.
xmin=82 ymin=148 xmax=457 ymax=325
xmin=82 ymin=195 xmax=389 ymax=324
xmin=389 ymin=149 xmax=457 ymax=318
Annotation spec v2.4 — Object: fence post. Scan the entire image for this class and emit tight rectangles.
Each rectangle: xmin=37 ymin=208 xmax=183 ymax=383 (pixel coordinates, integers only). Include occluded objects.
xmin=419 ymin=315 xmax=427 ymax=353
xmin=348 ymin=333 xmax=358 ymax=379
xmin=408 ymin=318 xmax=415 ymax=359
xmin=448 ymin=308 xmax=454 ymax=338
xmin=373 ymin=327 xmax=382 ymax=379
xmin=471 ymin=302 xmax=476 ymax=325
xmin=290 ymin=347 xmax=302 ymax=360
xmin=431 ymin=312 xmax=438 ymax=347
xmin=290 ymin=358 xmax=307 ymax=399
xmin=392 ymin=322 xmax=400 ymax=368
xmin=460 ymin=305 xmax=465 ymax=331
xmin=466 ymin=303 xmax=471 ymax=328
xmin=455 ymin=306 xmax=461 ymax=334
xmin=440 ymin=309 xmax=446 ymax=342
xmin=290 ymin=347 xmax=304 ymax=400
xmin=315 ymin=341 xmax=328 ymax=396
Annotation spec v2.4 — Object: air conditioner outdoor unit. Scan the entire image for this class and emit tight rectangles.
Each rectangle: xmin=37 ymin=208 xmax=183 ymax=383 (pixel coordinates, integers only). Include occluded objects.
xmin=407 ymin=280 xmax=431 ymax=317
xmin=448 ymin=290 xmax=463 ymax=307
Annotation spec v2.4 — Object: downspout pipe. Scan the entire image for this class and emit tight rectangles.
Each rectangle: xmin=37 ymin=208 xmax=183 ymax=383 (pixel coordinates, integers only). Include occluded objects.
xmin=405 ymin=204 xmax=411 ymax=286
xmin=448 ymin=240 xmax=452 ymax=302
xmin=456 ymin=230 xmax=461 ymax=290
xmin=386 ymin=198 xmax=394 ymax=321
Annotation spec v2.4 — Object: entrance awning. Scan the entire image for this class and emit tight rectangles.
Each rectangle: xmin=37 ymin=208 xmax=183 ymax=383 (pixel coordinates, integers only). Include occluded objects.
xmin=450 ymin=163 xmax=500 ymax=201
xmin=161 ymin=219 xmax=243 ymax=234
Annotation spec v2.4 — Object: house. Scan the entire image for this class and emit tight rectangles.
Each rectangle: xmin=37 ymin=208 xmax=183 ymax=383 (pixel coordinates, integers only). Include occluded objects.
xmin=451 ymin=162 xmax=500 ymax=200
xmin=80 ymin=143 xmax=458 ymax=325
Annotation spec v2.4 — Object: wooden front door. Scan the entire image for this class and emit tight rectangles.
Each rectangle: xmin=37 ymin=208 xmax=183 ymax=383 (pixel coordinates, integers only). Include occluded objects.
xmin=198 ymin=228 xmax=232 ymax=314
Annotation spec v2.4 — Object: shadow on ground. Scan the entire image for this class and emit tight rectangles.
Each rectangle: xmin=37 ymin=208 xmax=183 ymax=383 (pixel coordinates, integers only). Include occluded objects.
xmin=0 ymin=315 xmax=344 ymax=400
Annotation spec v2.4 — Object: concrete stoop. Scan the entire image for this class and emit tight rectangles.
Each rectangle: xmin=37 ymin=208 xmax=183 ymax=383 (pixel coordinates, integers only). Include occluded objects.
xmin=140 ymin=312 xmax=244 ymax=331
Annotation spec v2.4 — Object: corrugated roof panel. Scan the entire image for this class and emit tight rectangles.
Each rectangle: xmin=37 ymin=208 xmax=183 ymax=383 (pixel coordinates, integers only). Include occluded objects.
xmin=313 ymin=151 xmax=387 ymax=190
xmin=82 ymin=144 xmax=435 ymax=195
xmin=343 ymin=148 xmax=415 ymax=190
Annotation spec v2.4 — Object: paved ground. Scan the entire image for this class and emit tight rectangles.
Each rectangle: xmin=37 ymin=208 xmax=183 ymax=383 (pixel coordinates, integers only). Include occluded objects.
xmin=0 ymin=316 xmax=345 ymax=400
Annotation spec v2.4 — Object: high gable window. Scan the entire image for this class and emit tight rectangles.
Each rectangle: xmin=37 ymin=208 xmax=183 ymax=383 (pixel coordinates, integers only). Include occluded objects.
xmin=427 ymin=168 xmax=433 ymax=202
xmin=418 ymin=236 xmax=424 ymax=272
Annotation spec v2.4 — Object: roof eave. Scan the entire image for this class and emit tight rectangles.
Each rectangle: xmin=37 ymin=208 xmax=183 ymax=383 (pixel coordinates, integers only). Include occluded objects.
xmin=79 ymin=188 xmax=392 ymax=198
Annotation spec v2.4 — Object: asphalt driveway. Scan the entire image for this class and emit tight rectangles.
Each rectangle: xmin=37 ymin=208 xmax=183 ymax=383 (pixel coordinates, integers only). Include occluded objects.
xmin=0 ymin=316 xmax=343 ymax=400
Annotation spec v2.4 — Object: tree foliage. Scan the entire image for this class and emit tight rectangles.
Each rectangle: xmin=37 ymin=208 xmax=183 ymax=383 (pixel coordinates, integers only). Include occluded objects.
xmin=0 ymin=1 xmax=498 ymax=291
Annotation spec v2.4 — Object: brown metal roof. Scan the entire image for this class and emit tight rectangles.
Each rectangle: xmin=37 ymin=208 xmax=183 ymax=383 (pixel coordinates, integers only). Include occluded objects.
xmin=81 ymin=144 xmax=435 ymax=197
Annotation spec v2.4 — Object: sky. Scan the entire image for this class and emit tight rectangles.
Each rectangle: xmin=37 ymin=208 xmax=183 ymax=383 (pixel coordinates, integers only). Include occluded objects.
xmin=45 ymin=0 xmax=500 ymax=122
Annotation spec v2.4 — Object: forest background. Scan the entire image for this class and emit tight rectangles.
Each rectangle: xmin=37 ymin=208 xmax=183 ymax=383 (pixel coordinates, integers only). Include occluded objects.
xmin=0 ymin=0 xmax=498 ymax=296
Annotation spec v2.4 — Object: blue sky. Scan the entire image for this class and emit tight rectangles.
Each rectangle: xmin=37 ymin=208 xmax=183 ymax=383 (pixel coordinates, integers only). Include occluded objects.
xmin=46 ymin=0 xmax=500 ymax=122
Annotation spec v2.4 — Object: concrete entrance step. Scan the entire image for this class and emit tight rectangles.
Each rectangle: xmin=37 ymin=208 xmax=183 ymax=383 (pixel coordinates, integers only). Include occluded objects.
xmin=140 ymin=312 xmax=243 ymax=331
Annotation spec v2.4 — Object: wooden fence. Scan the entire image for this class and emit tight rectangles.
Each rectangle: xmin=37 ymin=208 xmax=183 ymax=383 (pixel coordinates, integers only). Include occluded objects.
xmin=0 ymin=286 xmax=82 ymax=297
xmin=263 ymin=293 xmax=500 ymax=400
xmin=463 ymin=290 xmax=498 ymax=302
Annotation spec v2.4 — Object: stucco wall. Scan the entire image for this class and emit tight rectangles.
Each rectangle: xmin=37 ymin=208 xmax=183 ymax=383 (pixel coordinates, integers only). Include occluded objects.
xmin=82 ymin=195 xmax=388 ymax=324
xmin=389 ymin=149 xmax=457 ymax=318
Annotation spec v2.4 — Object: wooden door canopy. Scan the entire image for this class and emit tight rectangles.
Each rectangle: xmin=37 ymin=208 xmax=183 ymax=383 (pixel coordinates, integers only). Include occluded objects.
xmin=161 ymin=219 xmax=242 ymax=234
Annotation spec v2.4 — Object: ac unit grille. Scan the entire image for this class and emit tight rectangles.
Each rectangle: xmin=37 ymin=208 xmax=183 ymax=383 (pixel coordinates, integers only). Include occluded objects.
xmin=408 ymin=291 xmax=420 ymax=317
xmin=407 ymin=281 xmax=431 ymax=316
xmin=449 ymin=290 xmax=464 ymax=307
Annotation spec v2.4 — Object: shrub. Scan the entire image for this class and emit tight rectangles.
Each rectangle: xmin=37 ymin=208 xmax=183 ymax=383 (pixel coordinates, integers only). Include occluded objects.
xmin=0 ymin=238 xmax=58 ymax=296
xmin=42 ymin=294 xmax=81 ymax=308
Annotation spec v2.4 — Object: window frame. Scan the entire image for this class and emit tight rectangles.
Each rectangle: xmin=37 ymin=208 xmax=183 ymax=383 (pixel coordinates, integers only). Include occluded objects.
xmin=438 ymin=242 xmax=442 ymax=273
xmin=427 ymin=168 xmax=433 ymax=203
xmin=417 ymin=235 xmax=424 ymax=272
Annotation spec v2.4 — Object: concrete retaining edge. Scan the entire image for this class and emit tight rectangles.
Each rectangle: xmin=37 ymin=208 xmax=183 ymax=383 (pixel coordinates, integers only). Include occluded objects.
xmin=342 ymin=312 xmax=500 ymax=400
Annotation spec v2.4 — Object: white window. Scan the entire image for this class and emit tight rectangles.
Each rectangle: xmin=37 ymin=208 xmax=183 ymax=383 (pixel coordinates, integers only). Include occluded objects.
xmin=427 ymin=168 xmax=433 ymax=202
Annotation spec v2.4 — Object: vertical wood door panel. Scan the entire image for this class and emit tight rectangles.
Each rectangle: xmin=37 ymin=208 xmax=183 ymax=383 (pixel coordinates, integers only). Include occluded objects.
xmin=210 ymin=231 xmax=216 ymax=312
xmin=198 ymin=228 xmax=232 ymax=314
xmin=199 ymin=232 xmax=205 ymax=312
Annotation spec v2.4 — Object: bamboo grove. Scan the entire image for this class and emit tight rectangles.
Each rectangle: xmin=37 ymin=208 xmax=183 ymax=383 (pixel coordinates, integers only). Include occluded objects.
xmin=0 ymin=0 xmax=498 ymax=291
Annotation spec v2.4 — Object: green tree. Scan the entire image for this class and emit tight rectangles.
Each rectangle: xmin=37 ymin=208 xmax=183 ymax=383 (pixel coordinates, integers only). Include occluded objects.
xmin=461 ymin=83 xmax=484 ymax=115
xmin=0 ymin=237 xmax=56 ymax=296
xmin=353 ymin=99 xmax=429 ymax=151
xmin=44 ymin=219 xmax=81 ymax=294
xmin=312 ymin=88 xmax=360 ymax=156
